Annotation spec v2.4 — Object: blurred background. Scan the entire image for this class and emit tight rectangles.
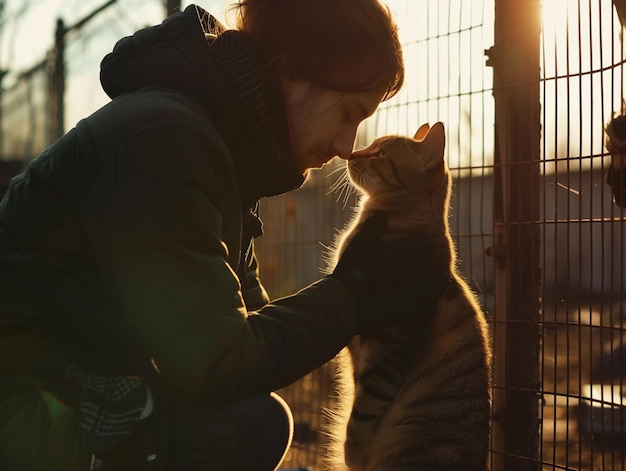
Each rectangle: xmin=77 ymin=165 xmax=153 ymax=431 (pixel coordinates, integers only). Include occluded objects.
xmin=1 ymin=1 xmax=625 ymax=470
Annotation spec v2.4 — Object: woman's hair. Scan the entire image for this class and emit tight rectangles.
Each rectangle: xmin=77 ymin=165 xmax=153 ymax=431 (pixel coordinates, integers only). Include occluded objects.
xmin=233 ymin=0 xmax=404 ymax=101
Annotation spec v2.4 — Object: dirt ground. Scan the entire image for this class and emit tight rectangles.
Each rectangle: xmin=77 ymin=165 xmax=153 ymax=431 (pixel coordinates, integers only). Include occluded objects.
xmin=540 ymin=302 xmax=626 ymax=471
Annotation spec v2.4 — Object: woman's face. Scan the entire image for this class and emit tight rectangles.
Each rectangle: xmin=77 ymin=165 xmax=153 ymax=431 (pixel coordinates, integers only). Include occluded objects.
xmin=281 ymin=80 xmax=384 ymax=174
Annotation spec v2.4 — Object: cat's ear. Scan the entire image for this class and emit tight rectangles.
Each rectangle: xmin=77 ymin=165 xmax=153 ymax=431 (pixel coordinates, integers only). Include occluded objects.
xmin=414 ymin=123 xmax=430 ymax=141
xmin=423 ymin=121 xmax=446 ymax=168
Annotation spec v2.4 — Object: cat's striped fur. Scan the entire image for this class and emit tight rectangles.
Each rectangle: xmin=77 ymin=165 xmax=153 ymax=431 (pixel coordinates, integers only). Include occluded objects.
xmin=324 ymin=122 xmax=492 ymax=471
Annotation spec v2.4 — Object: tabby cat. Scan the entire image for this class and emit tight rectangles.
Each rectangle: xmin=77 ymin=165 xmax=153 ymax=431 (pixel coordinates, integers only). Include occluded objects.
xmin=324 ymin=122 xmax=493 ymax=471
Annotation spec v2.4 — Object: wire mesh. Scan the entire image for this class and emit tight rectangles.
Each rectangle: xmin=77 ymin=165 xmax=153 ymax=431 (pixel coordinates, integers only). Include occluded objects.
xmin=2 ymin=0 xmax=626 ymax=469
xmin=1 ymin=62 xmax=48 ymax=161
xmin=254 ymin=1 xmax=497 ymax=468
xmin=260 ymin=1 xmax=626 ymax=470
xmin=63 ymin=0 xmax=164 ymax=132
xmin=0 ymin=0 xmax=166 ymax=164
xmin=539 ymin=1 xmax=626 ymax=469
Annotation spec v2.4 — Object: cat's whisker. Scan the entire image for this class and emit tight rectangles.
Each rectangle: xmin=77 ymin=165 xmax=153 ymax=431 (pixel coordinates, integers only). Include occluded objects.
xmin=337 ymin=178 xmax=354 ymax=202
xmin=327 ymin=171 xmax=348 ymax=194
xmin=325 ymin=162 xmax=349 ymax=177
xmin=339 ymin=181 xmax=357 ymax=208
xmin=358 ymin=172 xmax=375 ymax=193
xmin=327 ymin=169 xmax=357 ymax=208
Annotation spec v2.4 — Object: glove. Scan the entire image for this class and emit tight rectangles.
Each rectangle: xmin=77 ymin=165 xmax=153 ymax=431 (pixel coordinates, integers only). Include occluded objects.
xmin=328 ymin=213 xmax=446 ymax=333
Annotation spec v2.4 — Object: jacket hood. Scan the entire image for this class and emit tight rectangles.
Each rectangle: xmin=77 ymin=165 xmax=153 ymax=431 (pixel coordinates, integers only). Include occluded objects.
xmin=100 ymin=5 xmax=305 ymax=204
xmin=100 ymin=5 xmax=221 ymax=101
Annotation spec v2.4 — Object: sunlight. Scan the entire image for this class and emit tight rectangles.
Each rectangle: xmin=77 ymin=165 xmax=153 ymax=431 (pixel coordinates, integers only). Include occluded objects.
xmin=360 ymin=0 xmax=496 ymax=174
xmin=540 ymin=0 xmax=625 ymax=168
xmin=360 ymin=0 xmax=625 ymax=173
xmin=541 ymin=0 xmax=621 ymax=78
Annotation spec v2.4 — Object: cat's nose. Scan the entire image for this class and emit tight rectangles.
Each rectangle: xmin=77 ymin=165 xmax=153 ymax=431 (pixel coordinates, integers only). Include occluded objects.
xmin=350 ymin=148 xmax=367 ymax=160
xmin=334 ymin=146 xmax=354 ymax=161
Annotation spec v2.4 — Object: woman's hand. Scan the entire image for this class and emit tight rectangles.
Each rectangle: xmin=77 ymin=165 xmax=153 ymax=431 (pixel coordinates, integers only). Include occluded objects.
xmin=329 ymin=214 xmax=443 ymax=333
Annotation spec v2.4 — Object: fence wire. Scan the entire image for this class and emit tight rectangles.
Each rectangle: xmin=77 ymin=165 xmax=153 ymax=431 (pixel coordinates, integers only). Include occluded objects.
xmin=3 ymin=1 xmax=626 ymax=470
xmin=255 ymin=1 xmax=497 ymax=468
xmin=539 ymin=1 xmax=626 ymax=470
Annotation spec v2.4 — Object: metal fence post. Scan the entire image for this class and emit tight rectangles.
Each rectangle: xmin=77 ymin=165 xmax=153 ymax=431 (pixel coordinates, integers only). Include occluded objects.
xmin=487 ymin=0 xmax=542 ymax=469
xmin=48 ymin=18 xmax=65 ymax=144
xmin=45 ymin=0 xmax=118 ymax=146
xmin=165 ymin=0 xmax=181 ymax=17
xmin=0 ymin=69 xmax=6 ymax=158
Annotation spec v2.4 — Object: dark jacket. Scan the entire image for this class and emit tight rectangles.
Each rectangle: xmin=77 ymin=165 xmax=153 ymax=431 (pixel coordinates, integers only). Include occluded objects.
xmin=0 ymin=5 xmax=356 ymax=406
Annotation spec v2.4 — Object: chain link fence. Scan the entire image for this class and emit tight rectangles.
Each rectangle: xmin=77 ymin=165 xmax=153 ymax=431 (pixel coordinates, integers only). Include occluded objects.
xmin=2 ymin=1 xmax=626 ymax=470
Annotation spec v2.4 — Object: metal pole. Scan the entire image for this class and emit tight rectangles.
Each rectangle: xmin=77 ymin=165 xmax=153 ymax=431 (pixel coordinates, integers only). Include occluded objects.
xmin=48 ymin=17 xmax=65 ymax=143
xmin=0 ymin=69 xmax=6 ymax=159
xmin=165 ymin=0 xmax=181 ymax=17
xmin=487 ymin=0 xmax=542 ymax=469
xmin=0 ymin=0 xmax=5 ymax=158
xmin=46 ymin=0 xmax=118 ymax=144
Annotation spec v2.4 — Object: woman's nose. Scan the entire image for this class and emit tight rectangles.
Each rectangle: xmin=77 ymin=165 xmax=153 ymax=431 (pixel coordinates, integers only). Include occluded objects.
xmin=332 ymin=126 xmax=359 ymax=160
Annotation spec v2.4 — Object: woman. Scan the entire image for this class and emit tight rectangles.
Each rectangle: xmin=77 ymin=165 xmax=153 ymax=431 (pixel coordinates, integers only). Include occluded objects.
xmin=0 ymin=1 xmax=425 ymax=469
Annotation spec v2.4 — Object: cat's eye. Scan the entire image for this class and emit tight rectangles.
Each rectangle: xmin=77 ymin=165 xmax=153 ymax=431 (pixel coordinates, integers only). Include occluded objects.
xmin=372 ymin=150 xmax=385 ymax=158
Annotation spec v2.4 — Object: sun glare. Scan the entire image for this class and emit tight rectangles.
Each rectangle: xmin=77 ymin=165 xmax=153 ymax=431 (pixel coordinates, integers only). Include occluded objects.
xmin=540 ymin=0 xmax=625 ymax=165
xmin=541 ymin=0 xmax=621 ymax=77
